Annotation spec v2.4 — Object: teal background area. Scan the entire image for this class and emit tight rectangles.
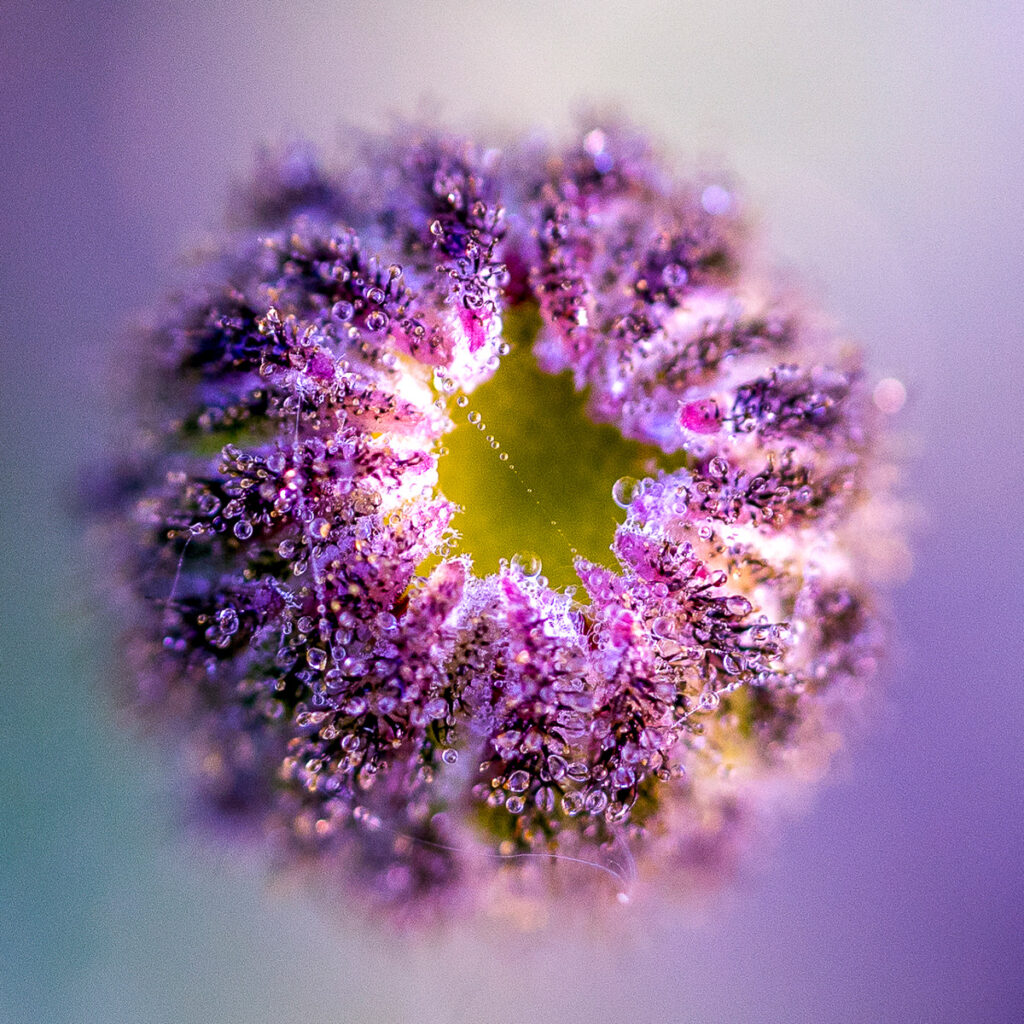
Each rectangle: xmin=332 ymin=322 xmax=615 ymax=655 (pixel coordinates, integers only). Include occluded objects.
xmin=1 ymin=2 xmax=1021 ymax=1022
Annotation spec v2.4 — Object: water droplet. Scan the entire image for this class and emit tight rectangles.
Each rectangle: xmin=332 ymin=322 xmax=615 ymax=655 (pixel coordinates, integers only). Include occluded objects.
xmin=467 ymin=411 xmax=482 ymax=425
xmin=652 ymin=616 xmax=677 ymax=639
xmin=455 ymin=395 xmax=469 ymax=407
xmin=366 ymin=286 xmax=385 ymax=305
xmin=306 ymin=648 xmax=327 ymax=670
xmin=217 ymin=608 xmax=239 ymax=634
xmin=197 ymin=492 xmax=221 ymax=515
xmin=424 ymin=698 xmax=447 ymax=720
xmin=584 ymin=128 xmax=607 ymax=156
xmin=441 ymin=748 xmax=459 ymax=765
xmin=708 ymin=457 xmax=730 ymax=480
xmin=661 ymin=262 xmax=689 ymax=289
xmin=561 ymin=791 xmax=584 ymax=817
xmin=345 ymin=696 xmax=368 ymax=716
xmin=375 ymin=611 xmax=398 ymax=632
xmin=873 ymin=377 xmax=907 ymax=415
xmin=331 ymin=300 xmax=354 ymax=321
xmin=506 ymin=770 xmax=530 ymax=793
xmin=510 ymin=551 xmax=542 ymax=578
xmin=365 ymin=310 xmax=389 ymax=332
xmin=233 ymin=520 xmax=253 ymax=540
xmin=697 ymin=688 xmax=720 ymax=711
xmin=505 ymin=795 xmax=526 ymax=814
xmin=701 ymin=184 xmax=733 ymax=216
xmin=535 ymin=786 xmax=556 ymax=813
xmin=612 ymin=476 xmax=639 ymax=508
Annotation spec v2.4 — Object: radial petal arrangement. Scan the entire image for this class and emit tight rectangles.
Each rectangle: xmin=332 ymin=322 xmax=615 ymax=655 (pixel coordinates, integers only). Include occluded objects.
xmin=109 ymin=125 xmax=899 ymax=920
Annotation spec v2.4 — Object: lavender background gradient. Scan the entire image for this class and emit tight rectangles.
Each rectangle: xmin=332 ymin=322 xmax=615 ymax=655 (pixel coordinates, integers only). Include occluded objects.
xmin=2 ymin=2 xmax=1022 ymax=1022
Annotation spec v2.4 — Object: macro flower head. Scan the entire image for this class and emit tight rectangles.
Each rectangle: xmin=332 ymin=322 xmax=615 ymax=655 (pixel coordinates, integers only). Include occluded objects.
xmin=105 ymin=122 xmax=901 ymax=923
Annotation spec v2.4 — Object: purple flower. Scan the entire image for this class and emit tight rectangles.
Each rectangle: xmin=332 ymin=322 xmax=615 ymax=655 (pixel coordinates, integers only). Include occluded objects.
xmin=108 ymin=124 xmax=900 ymax=923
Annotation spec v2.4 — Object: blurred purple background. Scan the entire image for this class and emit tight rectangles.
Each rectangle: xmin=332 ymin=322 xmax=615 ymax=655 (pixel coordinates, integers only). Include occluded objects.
xmin=1 ymin=2 xmax=1021 ymax=1022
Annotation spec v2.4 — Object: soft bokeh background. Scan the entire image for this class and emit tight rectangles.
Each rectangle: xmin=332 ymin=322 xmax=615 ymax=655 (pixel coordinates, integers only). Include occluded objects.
xmin=2 ymin=2 xmax=1021 ymax=1022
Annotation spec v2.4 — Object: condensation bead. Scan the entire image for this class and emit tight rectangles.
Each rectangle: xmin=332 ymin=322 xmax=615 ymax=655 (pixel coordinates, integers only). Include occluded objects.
xmin=375 ymin=612 xmax=398 ymax=632
xmin=651 ymin=616 xmax=676 ymax=638
xmin=365 ymin=310 xmax=389 ymax=332
xmin=698 ymin=689 xmax=721 ymax=711
xmin=510 ymin=551 xmax=541 ymax=578
xmin=561 ymin=792 xmax=584 ymax=816
xmin=535 ymin=786 xmax=557 ymax=813
xmin=424 ymin=698 xmax=448 ymax=719
xmin=197 ymin=492 xmax=221 ymax=514
xmin=661 ymin=262 xmax=688 ymax=288
xmin=217 ymin=608 xmax=239 ymax=634
xmin=343 ymin=693 xmax=368 ymax=715
xmin=708 ymin=457 xmax=730 ymax=480
xmin=612 ymin=476 xmax=639 ymax=508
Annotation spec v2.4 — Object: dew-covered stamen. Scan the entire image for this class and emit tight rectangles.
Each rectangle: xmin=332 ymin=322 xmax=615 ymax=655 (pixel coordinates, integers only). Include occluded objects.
xmin=523 ymin=127 xmax=669 ymax=376
xmin=727 ymin=364 xmax=861 ymax=445
xmin=357 ymin=132 xmax=511 ymax=386
xmin=240 ymin=141 xmax=353 ymax=228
